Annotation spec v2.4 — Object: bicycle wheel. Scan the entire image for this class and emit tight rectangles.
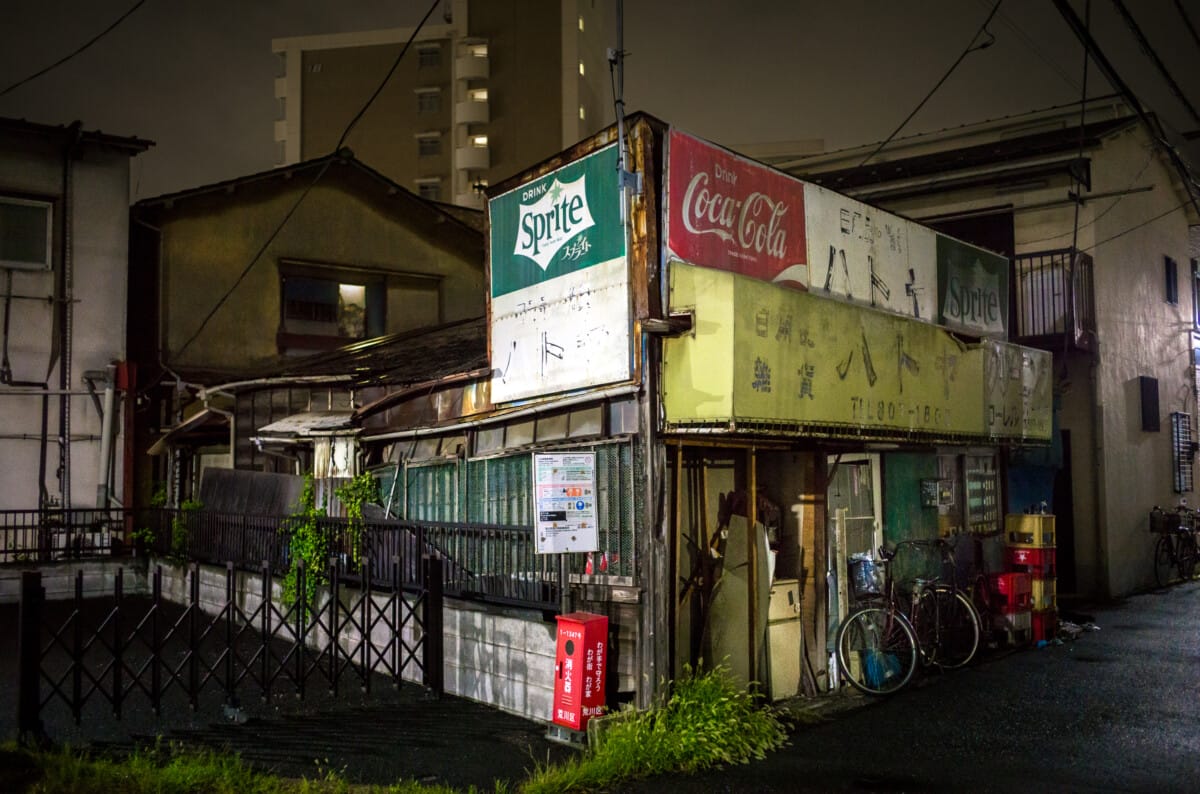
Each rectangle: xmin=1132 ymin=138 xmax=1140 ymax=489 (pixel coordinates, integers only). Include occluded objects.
xmin=836 ymin=606 xmax=918 ymax=695
xmin=1153 ymin=534 xmax=1176 ymax=588
xmin=1177 ymin=532 xmax=1197 ymax=580
xmin=931 ymin=586 xmax=981 ymax=669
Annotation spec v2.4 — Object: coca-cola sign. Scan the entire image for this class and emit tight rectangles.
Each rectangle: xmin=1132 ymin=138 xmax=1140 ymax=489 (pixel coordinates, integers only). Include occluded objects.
xmin=667 ymin=129 xmax=808 ymax=287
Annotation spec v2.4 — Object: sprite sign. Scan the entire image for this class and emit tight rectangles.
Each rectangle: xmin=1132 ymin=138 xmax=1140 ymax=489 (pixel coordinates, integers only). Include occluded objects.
xmin=488 ymin=144 xmax=630 ymax=403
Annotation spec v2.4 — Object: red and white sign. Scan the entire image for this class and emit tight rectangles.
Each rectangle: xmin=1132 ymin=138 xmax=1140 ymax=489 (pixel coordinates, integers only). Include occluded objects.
xmin=666 ymin=129 xmax=808 ymax=287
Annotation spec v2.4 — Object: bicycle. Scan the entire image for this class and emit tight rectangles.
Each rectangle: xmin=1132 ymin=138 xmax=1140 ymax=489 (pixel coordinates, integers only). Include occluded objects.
xmin=836 ymin=540 xmax=981 ymax=696
xmin=1150 ymin=504 xmax=1198 ymax=588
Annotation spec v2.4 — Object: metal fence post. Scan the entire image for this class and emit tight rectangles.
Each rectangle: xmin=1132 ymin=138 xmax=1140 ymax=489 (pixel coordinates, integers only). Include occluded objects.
xmin=422 ymin=555 xmax=443 ymax=697
xmin=17 ymin=570 xmax=45 ymax=745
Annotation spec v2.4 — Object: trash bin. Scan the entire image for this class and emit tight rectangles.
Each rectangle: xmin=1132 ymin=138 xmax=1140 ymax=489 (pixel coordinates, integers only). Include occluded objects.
xmin=552 ymin=612 xmax=608 ymax=732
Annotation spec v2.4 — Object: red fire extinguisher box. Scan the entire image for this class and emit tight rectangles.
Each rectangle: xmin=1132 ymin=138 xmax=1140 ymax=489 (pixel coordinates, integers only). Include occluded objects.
xmin=552 ymin=612 xmax=608 ymax=732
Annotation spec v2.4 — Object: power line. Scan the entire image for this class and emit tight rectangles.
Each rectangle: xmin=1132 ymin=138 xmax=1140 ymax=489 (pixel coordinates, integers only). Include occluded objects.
xmin=0 ymin=0 xmax=147 ymax=98
xmin=1175 ymin=0 xmax=1200 ymax=52
xmin=337 ymin=0 xmax=441 ymax=150
xmin=858 ymin=0 xmax=1003 ymax=168
xmin=1110 ymin=0 xmax=1200 ymax=126
xmin=1080 ymin=197 xmax=1190 ymax=254
xmin=980 ymin=0 xmax=1081 ymax=92
xmin=174 ymin=0 xmax=441 ymax=360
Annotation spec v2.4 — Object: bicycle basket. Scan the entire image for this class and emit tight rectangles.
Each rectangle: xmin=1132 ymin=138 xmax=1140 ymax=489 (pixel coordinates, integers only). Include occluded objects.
xmin=1150 ymin=509 xmax=1182 ymax=534
xmin=848 ymin=555 xmax=883 ymax=599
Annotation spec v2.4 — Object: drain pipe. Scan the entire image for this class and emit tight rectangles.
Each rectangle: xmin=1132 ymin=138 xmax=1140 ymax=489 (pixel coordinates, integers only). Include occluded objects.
xmin=58 ymin=122 xmax=81 ymax=508
xmin=95 ymin=363 xmax=117 ymax=507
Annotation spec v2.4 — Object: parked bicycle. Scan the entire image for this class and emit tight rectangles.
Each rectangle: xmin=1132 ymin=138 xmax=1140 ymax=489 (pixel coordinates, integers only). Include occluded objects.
xmin=836 ymin=539 xmax=981 ymax=696
xmin=1150 ymin=504 xmax=1198 ymax=588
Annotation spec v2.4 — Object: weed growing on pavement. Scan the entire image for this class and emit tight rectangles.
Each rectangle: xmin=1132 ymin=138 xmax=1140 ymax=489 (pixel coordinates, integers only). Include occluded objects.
xmin=520 ymin=663 xmax=787 ymax=793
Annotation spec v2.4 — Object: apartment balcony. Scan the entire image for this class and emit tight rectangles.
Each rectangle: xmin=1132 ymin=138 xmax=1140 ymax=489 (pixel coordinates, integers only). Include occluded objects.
xmin=455 ymin=98 xmax=489 ymax=125
xmin=456 ymin=144 xmax=490 ymax=171
xmin=456 ymin=53 xmax=489 ymax=80
xmin=1011 ymin=247 xmax=1096 ymax=353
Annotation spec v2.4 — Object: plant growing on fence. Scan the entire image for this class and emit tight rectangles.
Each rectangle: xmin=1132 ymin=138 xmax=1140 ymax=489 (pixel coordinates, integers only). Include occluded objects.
xmin=170 ymin=498 xmax=202 ymax=561
xmin=334 ymin=471 xmax=380 ymax=566
xmin=282 ymin=474 xmax=328 ymax=614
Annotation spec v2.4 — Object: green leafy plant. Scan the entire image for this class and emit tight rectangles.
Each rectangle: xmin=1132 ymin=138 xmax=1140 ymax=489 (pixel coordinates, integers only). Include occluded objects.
xmin=334 ymin=471 xmax=380 ymax=565
xmin=282 ymin=474 xmax=328 ymax=615
xmin=170 ymin=498 xmax=202 ymax=561
xmin=521 ymin=663 xmax=787 ymax=793
xmin=130 ymin=525 xmax=157 ymax=550
xmin=149 ymin=484 xmax=168 ymax=508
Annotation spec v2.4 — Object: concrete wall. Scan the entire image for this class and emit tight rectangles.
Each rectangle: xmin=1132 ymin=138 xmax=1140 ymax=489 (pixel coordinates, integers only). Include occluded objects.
xmin=0 ymin=558 xmax=555 ymax=722
xmin=0 ymin=138 xmax=133 ymax=510
xmin=1089 ymin=129 xmax=1195 ymax=596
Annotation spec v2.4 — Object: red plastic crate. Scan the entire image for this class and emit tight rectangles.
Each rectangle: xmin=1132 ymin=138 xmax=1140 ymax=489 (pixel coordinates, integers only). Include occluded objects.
xmin=987 ymin=572 xmax=1032 ymax=612
xmin=1032 ymin=608 xmax=1058 ymax=642
xmin=1005 ymin=546 xmax=1057 ymax=579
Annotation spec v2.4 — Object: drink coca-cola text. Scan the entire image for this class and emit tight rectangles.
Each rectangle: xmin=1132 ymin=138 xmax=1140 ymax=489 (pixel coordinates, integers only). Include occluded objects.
xmin=680 ymin=170 xmax=789 ymax=259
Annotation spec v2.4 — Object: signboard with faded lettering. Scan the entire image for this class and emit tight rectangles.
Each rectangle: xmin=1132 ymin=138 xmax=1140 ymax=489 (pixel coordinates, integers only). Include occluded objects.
xmin=489 ymin=145 xmax=629 ymax=403
xmin=804 ymin=183 xmax=937 ymax=322
xmin=664 ymin=261 xmax=987 ymax=437
xmin=534 ymin=452 xmax=598 ymax=554
xmin=666 ymin=129 xmax=809 ymax=287
xmin=936 ymin=234 xmax=1009 ymax=338
xmin=982 ymin=340 xmax=1052 ymax=441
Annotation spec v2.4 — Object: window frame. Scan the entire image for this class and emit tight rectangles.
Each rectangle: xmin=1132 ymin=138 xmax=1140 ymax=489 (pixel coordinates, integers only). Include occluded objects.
xmin=0 ymin=195 xmax=53 ymax=271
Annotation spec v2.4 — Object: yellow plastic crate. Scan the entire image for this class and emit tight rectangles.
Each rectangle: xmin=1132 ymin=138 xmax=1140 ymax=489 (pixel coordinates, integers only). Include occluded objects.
xmin=1031 ymin=577 xmax=1057 ymax=611
xmin=1006 ymin=514 xmax=1056 ymax=548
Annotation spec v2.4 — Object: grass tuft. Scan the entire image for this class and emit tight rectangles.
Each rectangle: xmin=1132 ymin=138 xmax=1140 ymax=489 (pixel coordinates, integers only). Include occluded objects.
xmin=520 ymin=663 xmax=787 ymax=793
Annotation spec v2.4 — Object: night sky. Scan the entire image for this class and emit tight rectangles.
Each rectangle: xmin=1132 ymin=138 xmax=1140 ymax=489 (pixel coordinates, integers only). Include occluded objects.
xmin=1 ymin=0 xmax=1198 ymax=199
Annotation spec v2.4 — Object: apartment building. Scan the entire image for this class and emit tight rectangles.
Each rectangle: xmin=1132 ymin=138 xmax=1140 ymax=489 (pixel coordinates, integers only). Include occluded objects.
xmin=272 ymin=0 xmax=616 ymax=208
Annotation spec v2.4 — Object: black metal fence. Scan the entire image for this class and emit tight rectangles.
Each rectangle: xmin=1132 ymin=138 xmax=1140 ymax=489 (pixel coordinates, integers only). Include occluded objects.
xmin=16 ymin=558 xmax=443 ymax=742
xmin=1011 ymin=247 xmax=1096 ymax=350
xmin=0 ymin=507 xmax=558 ymax=612
xmin=0 ymin=507 xmax=140 ymax=563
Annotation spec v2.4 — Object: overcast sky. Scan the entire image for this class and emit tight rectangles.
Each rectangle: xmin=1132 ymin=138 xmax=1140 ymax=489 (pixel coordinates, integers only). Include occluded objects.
xmin=1 ymin=0 xmax=1198 ymax=200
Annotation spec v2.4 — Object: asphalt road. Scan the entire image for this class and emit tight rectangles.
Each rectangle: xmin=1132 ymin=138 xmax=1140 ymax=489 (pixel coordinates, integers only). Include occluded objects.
xmin=624 ymin=580 xmax=1200 ymax=793
xmin=4 ymin=580 xmax=1198 ymax=791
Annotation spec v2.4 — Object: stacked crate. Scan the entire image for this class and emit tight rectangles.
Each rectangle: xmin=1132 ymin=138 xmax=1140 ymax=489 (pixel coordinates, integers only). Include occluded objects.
xmin=1005 ymin=514 xmax=1057 ymax=642
xmin=986 ymin=571 xmax=1032 ymax=645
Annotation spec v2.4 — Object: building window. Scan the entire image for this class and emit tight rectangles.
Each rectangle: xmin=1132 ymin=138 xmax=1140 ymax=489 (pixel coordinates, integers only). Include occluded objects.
xmin=0 ymin=196 xmax=52 ymax=270
xmin=579 ymin=61 xmax=585 ymax=76
xmin=416 ymin=180 xmax=441 ymax=201
xmin=471 ymin=134 xmax=488 ymax=148
xmin=469 ymin=87 xmax=488 ymax=102
xmin=1191 ymin=259 xmax=1199 ymax=327
xmin=468 ymin=43 xmax=488 ymax=58
xmin=417 ymin=136 xmax=440 ymax=157
xmin=579 ymin=15 xmax=585 ymax=32
xmin=1166 ymin=255 xmax=1179 ymax=305
xmin=279 ymin=271 xmax=381 ymax=353
xmin=416 ymin=89 xmax=441 ymax=114
xmin=417 ymin=44 xmax=441 ymax=68
xmin=579 ymin=105 xmax=586 ymax=121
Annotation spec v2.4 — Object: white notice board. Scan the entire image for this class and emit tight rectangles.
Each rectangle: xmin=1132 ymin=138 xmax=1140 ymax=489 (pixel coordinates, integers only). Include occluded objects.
xmin=534 ymin=452 xmax=598 ymax=554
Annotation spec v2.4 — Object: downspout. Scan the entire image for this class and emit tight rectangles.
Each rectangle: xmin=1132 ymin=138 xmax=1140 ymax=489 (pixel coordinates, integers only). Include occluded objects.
xmin=58 ymin=121 xmax=81 ymax=508
xmin=95 ymin=363 xmax=117 ymax=507
xmin=1090 ymin=349 xmax=1109 ymax=597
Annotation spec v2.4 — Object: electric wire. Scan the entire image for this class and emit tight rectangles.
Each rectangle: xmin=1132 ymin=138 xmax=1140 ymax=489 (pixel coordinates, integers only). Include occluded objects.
xmin=1110 ymin=0 xmax=1200 ymax=126
xmin=0 ymin=0 xmax=147 ymax=98
xmin=173 ymin=0 xmax=441 ymax=360
xmin=977 ymin=0 xmax=1081 ymax=92
xmin=1175 ymin=0 xmax=1200 ymax=52
xmin=1079 ymin=197 xmax=1191 ymax=254
xmin=1018 ymin=146 xmax=1155 ymax=247
xmin=858 ymin=0 xmax=1003 ymax=168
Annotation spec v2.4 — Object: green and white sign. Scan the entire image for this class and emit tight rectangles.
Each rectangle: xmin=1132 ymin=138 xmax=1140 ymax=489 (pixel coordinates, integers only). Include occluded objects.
xmin=936 ymin=234 xmax=1009 ymax=338
xmin=489 ymin=144 xmax=630 ymax=403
